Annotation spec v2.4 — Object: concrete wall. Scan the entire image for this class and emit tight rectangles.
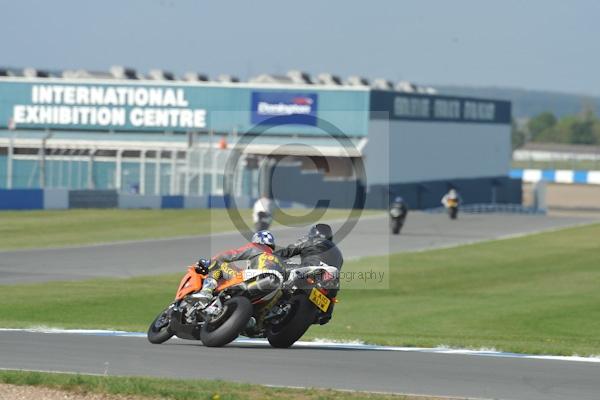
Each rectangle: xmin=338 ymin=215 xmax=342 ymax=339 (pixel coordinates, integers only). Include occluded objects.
xmin=523 ymin=182 xmax=600 ymax=211
xmin=69 ymin=190 xmax=119 ymax=208
xmin=118 ymin=193 xmax=161 ymax=209
xmin=0 ymin=189 xmax=44 ymax=210
xmin=0 ymin=189 xmax=246 ymax=210
xmin=43 ymin=189 xmax=69 ymax=209
xmin=0 ymin=180 xmax=522 ymax=211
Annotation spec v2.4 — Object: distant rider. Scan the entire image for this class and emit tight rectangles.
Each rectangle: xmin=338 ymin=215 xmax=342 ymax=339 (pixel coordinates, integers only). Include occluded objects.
xmin=192 ymin=230 xmax=283 ymax=307
xmin=389 ymin=196 xmax=408 ymax=234
xmin=252 ymin=194 xmax=273 ymax=232
xmin=441 ymin=188 xmax=461 ymax=208
xmin=390 ymin=196 xmax=408 ymax=215
xmin=441 ymin=188 xmax=461 ymax=219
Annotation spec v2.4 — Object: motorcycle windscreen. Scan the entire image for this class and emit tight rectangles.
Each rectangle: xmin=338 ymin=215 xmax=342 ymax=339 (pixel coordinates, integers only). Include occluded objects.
xmin=175 ymin=267 xmax=204 ymax=300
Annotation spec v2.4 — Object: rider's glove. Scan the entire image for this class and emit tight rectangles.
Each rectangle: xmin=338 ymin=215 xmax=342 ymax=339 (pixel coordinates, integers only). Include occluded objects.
xmin=195 ymin=258 xmax=210 ymax=274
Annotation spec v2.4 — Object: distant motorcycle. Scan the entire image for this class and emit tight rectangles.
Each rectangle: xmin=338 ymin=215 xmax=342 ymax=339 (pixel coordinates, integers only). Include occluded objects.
xmin=147 ymin=261 xmax=340 ymax=348
xmin=389 ymin=204 xmax=408 ymax=235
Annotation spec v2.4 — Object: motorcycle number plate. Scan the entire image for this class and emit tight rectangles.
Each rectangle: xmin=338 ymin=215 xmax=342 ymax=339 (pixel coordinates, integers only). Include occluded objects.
xmin=309 ymin=288 xmax=331 ymax=312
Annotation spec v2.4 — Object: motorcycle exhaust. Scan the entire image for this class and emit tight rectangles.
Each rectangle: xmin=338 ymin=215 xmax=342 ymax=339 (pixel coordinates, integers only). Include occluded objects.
xmin=246 ymin=275 xmax=281 ymax=298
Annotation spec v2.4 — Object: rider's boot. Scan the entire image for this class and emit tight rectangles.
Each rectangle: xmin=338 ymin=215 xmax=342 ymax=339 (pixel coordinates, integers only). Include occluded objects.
xmin=190 ymin=277 xmax=218 ymax=308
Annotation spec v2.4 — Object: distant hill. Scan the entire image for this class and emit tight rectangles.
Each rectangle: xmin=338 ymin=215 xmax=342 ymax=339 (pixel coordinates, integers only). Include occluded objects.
xmin=433 ymin=85 xmax=600 ymax=120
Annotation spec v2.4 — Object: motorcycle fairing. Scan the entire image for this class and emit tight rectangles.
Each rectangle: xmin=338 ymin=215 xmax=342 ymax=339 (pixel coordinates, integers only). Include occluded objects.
xmin=174 ymin=266 xmax=205 ymax=300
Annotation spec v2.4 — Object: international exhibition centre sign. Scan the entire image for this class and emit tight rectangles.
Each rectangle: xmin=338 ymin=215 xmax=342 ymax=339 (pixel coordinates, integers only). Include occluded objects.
xmin=0 ymin=80 xmax=369 ymax=135
xmin=9 ymin=84 xmax=207 ymax=130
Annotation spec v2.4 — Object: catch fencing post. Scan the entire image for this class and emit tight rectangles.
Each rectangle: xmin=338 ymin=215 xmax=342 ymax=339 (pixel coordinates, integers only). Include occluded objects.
xmin=7 ymin=136 xmax=13 ymax=189
xmin=154 ymin=149 xmax=161 ymax=195
xmin=533 ymin=180 xmax=547 ymax=212
xmin=198 ymin=149 xmax=206 ymax=196
xmin=184 ymin=149 xmax=191 ymax=196
xmin=67 ymin=148 xmax=73 ymax=189
xmin=77 ymin=148 xmax=83 ymax=189
xmin=39 ymin=130 xmax=54 ymax=189
xmin=140 ymin=149 xmax=146 ymax=195
xmin=170 ymin=150 xmax=177 ymax=195
xmin=115 ymin=149 xmax=123 ymax=192
xmin=87 ymin=149 xmax=96 ymax=190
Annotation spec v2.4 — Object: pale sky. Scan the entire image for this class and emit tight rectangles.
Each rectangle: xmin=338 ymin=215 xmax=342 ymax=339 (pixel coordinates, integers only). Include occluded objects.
xmin=2 ymin=0 xmax=598 ymax=95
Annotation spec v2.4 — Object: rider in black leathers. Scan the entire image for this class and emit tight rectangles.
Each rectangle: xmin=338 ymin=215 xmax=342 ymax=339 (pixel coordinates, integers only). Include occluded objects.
xmin=275 ymin=223 xmax=343 ymax=270
xmin=275 ymin=223 xmax=343 ymax=325
xmin=389 ymin=196 xmax=408 ymax=234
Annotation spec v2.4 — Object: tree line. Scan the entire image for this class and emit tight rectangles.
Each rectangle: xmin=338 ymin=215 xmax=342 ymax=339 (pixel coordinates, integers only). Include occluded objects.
xmin=512 ymin=108 xmax=600 ymax=149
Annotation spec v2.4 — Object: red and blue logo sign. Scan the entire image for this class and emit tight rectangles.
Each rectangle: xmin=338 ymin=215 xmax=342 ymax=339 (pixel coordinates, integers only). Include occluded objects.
xmin=251 ymin=92 xmax=318 ymax=126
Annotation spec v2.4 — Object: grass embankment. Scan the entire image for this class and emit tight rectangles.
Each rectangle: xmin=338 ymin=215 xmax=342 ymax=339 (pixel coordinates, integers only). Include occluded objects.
xmin=0 ymin=370 xmax=442 ymax=400
xmin=1 ymin=223 xmax=599 ymax=356
xmin=0 ymin=208 xmax=370 ymax=251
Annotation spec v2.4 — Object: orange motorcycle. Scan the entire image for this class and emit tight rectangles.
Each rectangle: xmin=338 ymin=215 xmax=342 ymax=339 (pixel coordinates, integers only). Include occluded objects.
xmin=147 ymin=261 xmax=340 ymax=348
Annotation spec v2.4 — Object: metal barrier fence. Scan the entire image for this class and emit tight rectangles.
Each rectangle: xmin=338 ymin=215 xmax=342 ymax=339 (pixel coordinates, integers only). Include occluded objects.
xmin=0 ymin=138 xmax=260 ymax=199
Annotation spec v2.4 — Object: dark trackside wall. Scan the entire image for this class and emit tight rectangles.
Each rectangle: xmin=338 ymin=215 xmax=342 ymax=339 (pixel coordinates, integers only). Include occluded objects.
xmin=270 ymin=164 xmax=522 ymax=210
xmin=365 ymin=176 xmax=522 ymax=210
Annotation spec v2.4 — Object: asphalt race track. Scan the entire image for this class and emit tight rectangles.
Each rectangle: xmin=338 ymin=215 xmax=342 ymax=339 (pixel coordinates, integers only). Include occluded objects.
xmin=1 ymin=331 xmax=600 ymax=400
xmin=0 ymin=212 xmax=595 ymax=284
xmin=1 ymin=212 xmax=599 ymax=399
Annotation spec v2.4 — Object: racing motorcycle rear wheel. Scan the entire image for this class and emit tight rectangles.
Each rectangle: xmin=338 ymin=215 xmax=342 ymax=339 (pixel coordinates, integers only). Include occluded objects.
xmin=267 ymin=294 xmax=319 ymax=348
xmin=200 ymin=297 xmax=253 ymax=347
xmin=147 ymin=306 xmax=174 ymax=344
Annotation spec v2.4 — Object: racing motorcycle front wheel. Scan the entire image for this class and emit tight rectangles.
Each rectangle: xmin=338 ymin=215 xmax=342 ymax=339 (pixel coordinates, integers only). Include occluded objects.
xmin=200 ymin=297 xmax=253 ymax=347
xmin=147 ymin=306 xmax=174 ymax=344
xmin=267 ymin=294 xmax=319 ymax=348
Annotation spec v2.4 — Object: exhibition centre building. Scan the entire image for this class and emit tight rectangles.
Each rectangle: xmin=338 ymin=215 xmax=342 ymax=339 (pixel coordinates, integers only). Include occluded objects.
xmin=0 ymin=68 xmax=519 ymax=209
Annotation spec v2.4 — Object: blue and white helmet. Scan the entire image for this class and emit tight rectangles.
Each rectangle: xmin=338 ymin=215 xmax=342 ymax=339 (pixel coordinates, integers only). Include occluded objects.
xmin=252 ymin=230 xmax=275 ymax=249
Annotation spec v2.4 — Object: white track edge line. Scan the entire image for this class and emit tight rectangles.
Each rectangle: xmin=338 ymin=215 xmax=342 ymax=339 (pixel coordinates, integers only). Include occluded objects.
xmin=1 ymin=328 xmax=599 ymax=364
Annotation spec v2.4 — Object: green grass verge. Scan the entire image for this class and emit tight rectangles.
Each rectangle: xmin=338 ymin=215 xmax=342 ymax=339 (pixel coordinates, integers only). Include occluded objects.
xmin=1 ymin=223 xmax=599 ymax=356
xmin=0 ymin=208 xmax=373 ymax=251
xmin=0 ymin=370 xmax=436 ymax=400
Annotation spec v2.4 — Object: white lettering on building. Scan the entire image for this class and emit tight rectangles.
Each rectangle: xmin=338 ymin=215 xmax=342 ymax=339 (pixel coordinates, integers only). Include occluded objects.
xmin=129 ymin=108 xmax=205 ymax=128
xmin=12 ymin=85 xmax=202 ymax=129
xmin=257 ymin=102 xmax=311 ymax=116
xmin=13 ymin=105 xmax=127 ymax=126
